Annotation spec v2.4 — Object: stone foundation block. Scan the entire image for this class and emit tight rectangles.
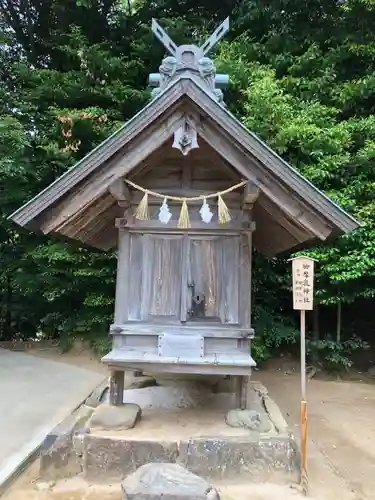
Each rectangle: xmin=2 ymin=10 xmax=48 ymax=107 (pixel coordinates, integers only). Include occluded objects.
xmin=122 ymin=463 xmax=220 ymax=500
xmin=177 ymin=436 xmax=300 ymax=481
xmin=85 ymin=379 xmax=109 ymax=408
xmin=83 ymin=436 xmax=179 ymax=482
xmin=225 ymin=409 xmax=272 ymax=432
xmin=40 ymin=404 xmax=93 ymax=481
xmin=82 ymin=434 xmax=299 ymax=484
xmin=89 ymin=404 xmax=142 ymax=430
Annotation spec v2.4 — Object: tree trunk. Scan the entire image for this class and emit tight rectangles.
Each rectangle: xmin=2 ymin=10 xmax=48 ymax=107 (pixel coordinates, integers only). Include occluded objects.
xmin=336 ymin=301 xmax=342 ymax=343
xmin=313 ymin=305 xmax=319 ymax=340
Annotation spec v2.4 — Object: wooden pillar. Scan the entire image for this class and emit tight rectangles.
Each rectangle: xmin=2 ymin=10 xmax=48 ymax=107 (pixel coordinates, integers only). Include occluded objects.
xmin=234 ymin=375 xmax=250 ymax=409
xmin=114 ymin=226 xmax=130 ymax=324
xmin=109 ymin=370 xmax=124 ymax=405
xmin=112 ymin=222 xmax=138 ymax=400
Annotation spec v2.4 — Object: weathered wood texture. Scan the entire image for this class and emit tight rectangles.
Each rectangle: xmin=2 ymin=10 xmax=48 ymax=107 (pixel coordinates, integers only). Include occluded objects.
xmin=121 ymin=233 xmax=244 ymax=325
xmin=108 ymin=225 xmax=255 ymax=377
xmin=234 ymin=375 xmax=251 ymax=409
xmin=128 ymin=234 xmax=183 ymax=321
xmin=10 ymin=77 xmax=359 ymax=257
xmin=188 ymin=236 xmax=240 ymax=324
xmin=114 ymin=229 xmax=129 ymax=323
xmin=102 ymin=349 xmax=256 ymax=376
xmin=109 ymin=370 xmax=124 ymax=405
xmin=110 ymin=324 xmax=254 ymax=337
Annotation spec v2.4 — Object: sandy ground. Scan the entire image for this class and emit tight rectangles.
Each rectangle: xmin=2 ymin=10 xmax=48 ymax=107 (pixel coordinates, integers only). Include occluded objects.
xmin=3 ymin=349 xmax=375 ymax=500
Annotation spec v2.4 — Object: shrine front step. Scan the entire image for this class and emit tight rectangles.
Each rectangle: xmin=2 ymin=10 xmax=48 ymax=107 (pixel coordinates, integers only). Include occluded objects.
xmin=81 ymin=433 xmax=300 ymax=484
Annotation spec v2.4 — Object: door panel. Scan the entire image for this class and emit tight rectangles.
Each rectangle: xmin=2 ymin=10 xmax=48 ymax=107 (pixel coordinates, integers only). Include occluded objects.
xmin=128 ymin=234 xmax=183 ymax=321
xmin=188 ymin=236 xmax=239 ymax=324
xmin=145 ymin=235 xmax=183 ymax=319
xmin=128 ymin=233 xmax=239 ymax=325
xmin=217 ymin=236 xmax=240 ymax=324
xmin=189 ymin=238 xmax=220 ymax=320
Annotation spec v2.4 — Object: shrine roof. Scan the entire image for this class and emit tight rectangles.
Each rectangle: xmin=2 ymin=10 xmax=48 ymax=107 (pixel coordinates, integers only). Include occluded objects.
xmin=9 ymin=18 xmax=360 ymax=255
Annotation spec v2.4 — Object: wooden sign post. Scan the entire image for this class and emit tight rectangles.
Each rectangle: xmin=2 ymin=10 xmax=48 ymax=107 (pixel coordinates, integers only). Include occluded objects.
xmin=289 ymin=255 xmax=316 ymax=496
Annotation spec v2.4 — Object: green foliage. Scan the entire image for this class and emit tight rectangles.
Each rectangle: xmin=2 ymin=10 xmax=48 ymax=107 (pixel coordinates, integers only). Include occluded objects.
xmin=0 ymin=0 xmax=374 ymax=368
xmin=216 ymin=13 xmax=375 ymax=307
xmin=307 ymin=336 xmax=370 ymax=373
xmin=251 ymin=306 xmax=299 ymax=363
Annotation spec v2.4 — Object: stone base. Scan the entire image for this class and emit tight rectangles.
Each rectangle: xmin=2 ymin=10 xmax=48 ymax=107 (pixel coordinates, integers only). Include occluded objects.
xmin=40 ymin=404 xmax=93 ymax=481
xmin=82 ymin=382 xmax=299 ymax=485
xmin=89 ymin=403 xmax=142 ymax=430
xmin=39 ymin=381 xmax=299 ymax=487
xmin=122 ymin=463 xmax=219 ymax=500
xmin=82 ymin=433 xmax=299 ymax=484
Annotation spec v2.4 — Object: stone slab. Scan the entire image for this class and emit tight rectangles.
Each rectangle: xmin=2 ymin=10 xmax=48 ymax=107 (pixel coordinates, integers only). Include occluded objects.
xmin=85 ymin=379 xmax=109 ymax=408
xmin=40 ymin=404 xmax=93 ymax=481
xmin=83 ymin=436 xmax=179 ymax=482
xmin=177 ymin=436 xmax=300 ymax=481
xmin=0 ymin=348 xmax=104 ymax=493
xmin=122 ymin=463 xmax=219 ymax=500
xmin=82 ymin=434 xmax=299 ymax=483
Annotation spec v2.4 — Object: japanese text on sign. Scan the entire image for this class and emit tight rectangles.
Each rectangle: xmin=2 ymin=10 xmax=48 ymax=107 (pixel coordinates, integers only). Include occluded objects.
xmin=291 ymin=257 xmax=315 ymax=310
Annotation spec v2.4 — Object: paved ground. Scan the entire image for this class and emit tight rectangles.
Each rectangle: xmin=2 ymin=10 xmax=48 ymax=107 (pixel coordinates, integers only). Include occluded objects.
xmin=0 ymin=348 xmax=105 ymax=490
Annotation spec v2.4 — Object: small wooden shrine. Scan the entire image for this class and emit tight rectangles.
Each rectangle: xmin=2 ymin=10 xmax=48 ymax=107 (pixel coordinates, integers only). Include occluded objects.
xmin=10 ymin=19 xmax=358 ymax=408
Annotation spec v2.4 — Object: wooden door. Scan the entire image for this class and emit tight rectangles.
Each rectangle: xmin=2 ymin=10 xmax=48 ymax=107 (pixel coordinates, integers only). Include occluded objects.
xmin=128 ymin=234 xmax=183 ymax=321
xmin=187 ymin=235 xmax=240 ymax=324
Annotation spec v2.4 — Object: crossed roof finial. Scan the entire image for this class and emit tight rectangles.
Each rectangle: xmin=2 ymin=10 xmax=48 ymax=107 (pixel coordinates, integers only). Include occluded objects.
xmin=151 ymin=17 xmax=230 ymax=57
xmin=149 ymin=18 xmax=230 ymax=103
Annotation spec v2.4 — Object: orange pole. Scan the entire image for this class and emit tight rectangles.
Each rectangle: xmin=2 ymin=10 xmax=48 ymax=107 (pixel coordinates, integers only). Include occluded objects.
xmin=300 ymin=400 xmax=308 ymax=495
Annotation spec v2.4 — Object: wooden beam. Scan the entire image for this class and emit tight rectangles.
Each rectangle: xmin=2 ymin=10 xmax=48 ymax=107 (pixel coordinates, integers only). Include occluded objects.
xmin=243 ymin=182 xmax=260 ymax=205
xmin=62 ymin=200 xmax=120 ymax=240
xmin=252 ymin=203 xmax=305 ymax=256
xmin=108 ymin=178 xmax=131 ymax=205
xmin=181 ymin=158 xmax=192 ymax=188
xmin=257 ymin=195 xmax=311 ymax=243
xmin=114 ymin=228 xmax=130 ymax=323
xmin=55 ymin=193 xmax=115 ymax=236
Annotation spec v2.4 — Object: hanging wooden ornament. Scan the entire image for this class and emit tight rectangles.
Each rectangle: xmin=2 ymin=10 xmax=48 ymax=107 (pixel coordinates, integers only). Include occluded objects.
xmin=134 ymin=191 xmax=149 ymax=220
xmin=217 ymin=194 xmax=231 ymax=224
xmin=159 ymin=197 xmax=172 ymax=224
xmin=199 ymin=198 xmax=214 ymax=223
xmin=177 ymin=200 xmax=191 ymax=228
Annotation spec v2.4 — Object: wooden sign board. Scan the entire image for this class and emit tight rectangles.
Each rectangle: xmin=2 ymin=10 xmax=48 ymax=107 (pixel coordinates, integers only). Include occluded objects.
xmin=290 ymin=256 xmax=316 ymax=311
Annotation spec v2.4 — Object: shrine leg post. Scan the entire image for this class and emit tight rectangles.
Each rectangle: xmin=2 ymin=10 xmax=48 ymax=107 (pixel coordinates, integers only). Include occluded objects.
xmin=234 ymin=375 xmax=249 ymax=409
xmin=109 ymin=370 xmax=124 ymax=406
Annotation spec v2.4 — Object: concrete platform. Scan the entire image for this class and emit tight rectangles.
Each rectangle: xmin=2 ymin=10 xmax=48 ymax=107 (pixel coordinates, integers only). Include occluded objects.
xmin=0 ymin=348 xmax=105 ymax=492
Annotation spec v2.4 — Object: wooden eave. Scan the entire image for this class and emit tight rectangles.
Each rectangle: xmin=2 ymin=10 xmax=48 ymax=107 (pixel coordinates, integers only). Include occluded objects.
xmin=8 ymin=75 xmax=360 ymax=256
xmin=9 ymin=79 xmax=188 ymax=230
xmin=183 ymin=76 xmax=359 ymax=235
